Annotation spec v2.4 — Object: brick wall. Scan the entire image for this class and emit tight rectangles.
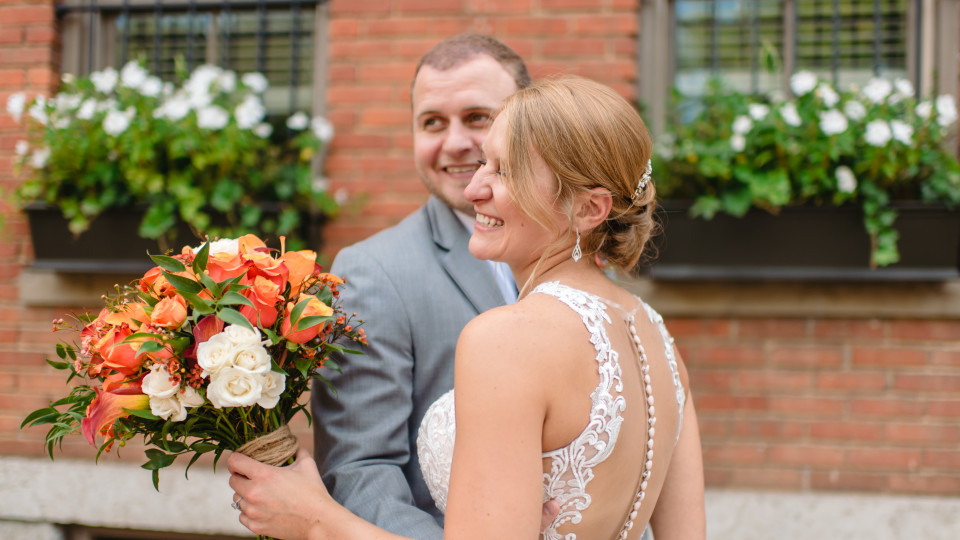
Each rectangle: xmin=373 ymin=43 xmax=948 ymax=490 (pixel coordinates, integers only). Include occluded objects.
xmin=0 ymin=0 xmax=958 ymax=502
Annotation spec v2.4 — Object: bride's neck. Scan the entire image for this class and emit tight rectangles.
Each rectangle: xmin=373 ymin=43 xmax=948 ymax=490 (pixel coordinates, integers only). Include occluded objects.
xmin=513 ymin=255 xmax=607 ymax=299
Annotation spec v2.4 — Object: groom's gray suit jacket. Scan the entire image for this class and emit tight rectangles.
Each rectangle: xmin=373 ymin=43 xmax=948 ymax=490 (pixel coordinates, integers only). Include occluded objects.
xmin=312 ymin=196 xmax=507 ymax=539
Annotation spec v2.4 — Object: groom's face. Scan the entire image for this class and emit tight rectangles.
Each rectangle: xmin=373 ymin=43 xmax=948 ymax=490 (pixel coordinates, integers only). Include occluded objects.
xmin=411 ymin=55 xmax=518 ymax=214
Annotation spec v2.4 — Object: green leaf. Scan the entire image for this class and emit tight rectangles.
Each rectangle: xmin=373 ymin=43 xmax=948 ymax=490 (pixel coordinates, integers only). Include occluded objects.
xmin=162 ymin=270 xmax=203 ymax=295
xmin=178 ymin=291 xmax=215 ymax=314
xmin=149 ymin=254 xmax=187 ymax=273
xmin=45 ymin=358 xmax=70 ymax=370
xmin=21 ymin=407 xmax=59 ymax=428
xmin=123 ymin=407 xmax=160 ymax=420
xmin=218 ymin=291 xmax=255 ymax=309
xmin=217 ymin=307 xmax=254 ymax=331
xmin=192 ymin=241 xmax=210 ymax=274
xmin=142 ymin=448 xmax=178 ymax=470
xmin=199 ymin=272 xmax=222 ymax=298
xmin=296 ymin=315 xmax=332 ymax=332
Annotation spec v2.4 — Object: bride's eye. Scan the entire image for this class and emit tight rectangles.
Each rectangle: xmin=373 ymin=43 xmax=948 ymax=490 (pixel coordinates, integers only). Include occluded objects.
xmin=477 ymin=158 xmax=487 ymax=166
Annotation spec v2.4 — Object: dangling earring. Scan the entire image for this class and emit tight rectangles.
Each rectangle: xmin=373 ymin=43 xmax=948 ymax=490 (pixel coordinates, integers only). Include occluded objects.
xmin=572 ymin=228 xmax=582 ymax=262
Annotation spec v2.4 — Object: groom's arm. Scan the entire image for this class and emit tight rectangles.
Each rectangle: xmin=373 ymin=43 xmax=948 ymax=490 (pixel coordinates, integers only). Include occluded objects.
xmin=313 ymin=245 xmax=443 ymax=540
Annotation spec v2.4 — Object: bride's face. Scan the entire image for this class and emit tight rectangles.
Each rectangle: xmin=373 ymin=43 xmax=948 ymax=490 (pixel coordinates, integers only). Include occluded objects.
xmin=464 ymin=115 xmax=562 ymax=269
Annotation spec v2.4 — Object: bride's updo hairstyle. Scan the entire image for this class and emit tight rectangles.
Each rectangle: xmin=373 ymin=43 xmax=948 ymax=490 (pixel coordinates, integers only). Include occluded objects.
xmin=497 ymin=76 xmax=656 ymax=273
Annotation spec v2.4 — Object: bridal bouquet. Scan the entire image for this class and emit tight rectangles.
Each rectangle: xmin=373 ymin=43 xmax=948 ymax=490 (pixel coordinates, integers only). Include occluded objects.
xmin=22 ymin=234 xmax=365 ymax=488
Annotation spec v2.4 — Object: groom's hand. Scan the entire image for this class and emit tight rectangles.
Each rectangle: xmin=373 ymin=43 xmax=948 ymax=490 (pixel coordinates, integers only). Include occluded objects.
xmin=540 ymin=499 xmax=560 ymax=532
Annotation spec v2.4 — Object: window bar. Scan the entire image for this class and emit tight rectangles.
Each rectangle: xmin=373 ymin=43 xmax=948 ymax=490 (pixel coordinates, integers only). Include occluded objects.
xmin=186 ymin=0 xmax=197 ymax=71
xmin=221 ymin=0 xmax=232 ymax=69
xmin=87 ymin=0 xmax=96 ymax=73
xmin=750 ymin=0 xmax=759 ymax=93
xmin=873 ymin=0 xmax=881 ymax=75
xmin=831 ymin=0 xmax=840 ymax=85
xmin=256 ymin=0 xmax=266 ymax=74
xmin=289 ymin=1 xmax=302 ymax=114
xmin=120 ymin=0 xmax=130 ymax=65
xmin=710 ymin=0 xmax=719 ymax=74
xmin=153 ymin=0 xmax=163 ymax=75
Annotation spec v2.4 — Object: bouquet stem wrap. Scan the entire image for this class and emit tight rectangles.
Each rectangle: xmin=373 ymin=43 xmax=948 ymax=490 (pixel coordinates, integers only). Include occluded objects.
xmin=237 ymin=424 xmax=298 ymax=466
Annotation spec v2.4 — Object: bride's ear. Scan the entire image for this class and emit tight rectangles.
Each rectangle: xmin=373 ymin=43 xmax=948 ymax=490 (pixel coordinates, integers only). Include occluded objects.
xmin=573 ymin=188 xmax=612 ymax=232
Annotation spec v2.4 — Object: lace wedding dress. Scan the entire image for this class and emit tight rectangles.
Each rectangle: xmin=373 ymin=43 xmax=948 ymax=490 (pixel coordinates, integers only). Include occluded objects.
xmin=417 ymin=282 xmax=686 ymax=539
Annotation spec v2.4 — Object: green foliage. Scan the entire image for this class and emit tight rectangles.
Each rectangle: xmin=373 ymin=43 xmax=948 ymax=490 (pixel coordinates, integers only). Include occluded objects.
xmin=654 ymin=73 xmax=960 ymax=267
xmin=7 ymin=60 xmax=337 ymax=247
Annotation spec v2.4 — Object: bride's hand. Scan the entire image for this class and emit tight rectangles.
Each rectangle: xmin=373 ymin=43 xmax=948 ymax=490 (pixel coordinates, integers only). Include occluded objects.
xmin=228 ymin=446 xmax=331 ymax=540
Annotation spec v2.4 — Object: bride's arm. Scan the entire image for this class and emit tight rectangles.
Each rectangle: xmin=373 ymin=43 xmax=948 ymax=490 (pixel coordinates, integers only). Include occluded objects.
xmin=442 ymin=310 xmax=548 ymax=540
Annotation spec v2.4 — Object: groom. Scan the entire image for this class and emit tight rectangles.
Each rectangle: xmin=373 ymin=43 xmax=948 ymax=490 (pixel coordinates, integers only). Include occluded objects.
xmin=312 ymin=34 xmax=539 ymax=538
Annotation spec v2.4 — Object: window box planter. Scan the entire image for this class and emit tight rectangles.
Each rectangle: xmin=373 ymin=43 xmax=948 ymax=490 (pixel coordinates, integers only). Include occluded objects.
xmin=24 ymin=203 xmax=324 ymax=274
xmin=643 ymin=201 xmax=960 ymax=281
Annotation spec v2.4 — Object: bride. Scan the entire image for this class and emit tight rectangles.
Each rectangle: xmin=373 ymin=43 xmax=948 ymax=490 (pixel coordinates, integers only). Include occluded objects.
xmin=227 ymin=76 xmax=705 ymax=540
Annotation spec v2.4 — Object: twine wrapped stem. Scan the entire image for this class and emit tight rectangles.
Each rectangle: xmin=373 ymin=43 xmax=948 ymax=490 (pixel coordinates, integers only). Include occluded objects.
xmin=237 ymin=424 xmax=299 ymax=466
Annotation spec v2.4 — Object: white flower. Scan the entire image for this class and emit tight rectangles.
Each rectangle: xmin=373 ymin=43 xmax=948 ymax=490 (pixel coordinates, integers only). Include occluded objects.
xmin=257 ymin=371 xmax=286 ymax=409
xmin=253 ymin=122 xmax=273 ymax=139
xmin=843 ymin=100 xmax=867 ymax=122
xmin=779 ymin=102 xmax=802 ymax=127
xmin=120 ymin=61 xmax=149 ymax=90
xmin=311 ymin=116 xmax=335 ymax=142
xmin=334 ymin=188 xmax=349 ymax=206
xmin=193 ymin=237 xmax=239 ymax=256
xmin=207 ymin=366 xmax=263 ymax=408
xmin=28 ymin=95 xmax=47 ymax=125
xmin=217 ymin=71 xmax=237 ymax=94
xmin=916 ymin=101 xmax=933 ymax=120
xmin=185 ymin=65 xmax=222 ymax=96
xmin=817 ymin=83 xmax=840 ymax=108
xmin=731 ymin=115 xmax=752 ymax=135
xmin=196 ymin=105 xmax=229 ymax=130
xmin=76 ymin=98 xmax=97 ymax=120
xmin=231 ymin=342 xmax=271 ymax=374
xmin=818 ymin=109 xmax=848 ymax=136
xmin=178 ymin=386 xmax=204 ymax=408
xmin=102 ymin=108 xmax=133 ymax=136
xmin=30 ymin=147 xmax=49 ymax=168
xmin=862 ymin=78 xmax=892 ymax=104
xmin=6 ymin=92 xmax=25 ymax=122
xmin=242 ymin=72 xmax=269 ymax=94
xmin=142 ymin=363 xmax=180 ymax=399
xmin=835 ymin=166 xmax=857 ymax=193
xmin=90 ymin=67 xmax=118 ymax=94
xmin=96 ymin=98 xmax=117 ymax=113
xmin=790 ymin=71 xmax=818 ymax=96
xmin=54 ymin=93 xmax=82 ymax=113
xmin=730 ymin=134 xmax=746 ymax=152
xmin=890 ymin=120 xmax=913 ymax=145
xmin=222 ymin=324 xmax=263 ymax=345
xmin=286 ymin=111 xmax=309 ymax=130
xmin=864 ymin=119 xmax=892 ymax=147
xmin=148 ymin=395 xmax=187 ymax=421
xmin=893 ymin=78 xmax=914 ymax=100
xmin=935 ymin=94 xmax=958 ymax=127
xmin=197 ymin=333 xmax=236 ymax=377
xmin=155 ymin=95 xmax=191 ymax=121
xmin=140 ymin=76 xmax=163 ymax=97
xmin=234 ymin=95 xmax=266 ymax=130
xmin=14 ymin=140 xmax=28 ymax=156
xmin=748 ymin=103 xmax=769 ymax=121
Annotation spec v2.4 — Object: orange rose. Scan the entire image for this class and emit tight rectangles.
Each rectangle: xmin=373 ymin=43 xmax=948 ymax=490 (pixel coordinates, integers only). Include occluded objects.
xmin=205 ymin=251 xmax=248 ymax=282
xmin=280 ymin=250 xmax=320 ymax=296
xmin=280 ymin=294 xmax=334 ymax=343
xmin=239 ymin=275 xmax=282 ymax=328
xmin=139 ymin=267 xmax=175 ymax=297
xmin=151 ymin=294 xmax=188 ymax=328
xmin=93 ymin=325 xmax=142 ymax=377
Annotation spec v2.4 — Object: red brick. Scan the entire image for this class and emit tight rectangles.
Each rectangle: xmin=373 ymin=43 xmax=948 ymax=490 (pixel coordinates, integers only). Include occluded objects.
xmin=496 ymin=16 xmax=569 ymax=35
xmin=0 ymin=5 xmax=54 ymax=24
xmin=358 ymin=62 xmax=415 ymax=83
xmin=328 ymin=65 xmax=356 ymax=83
xmin=574 ymin=60 xmax=635 ymax=81
xmin=328 ymin=0 xmax=391 ymax=15
xmin=813 ymin=319 xmax=885 ymax=340
xmin=397 ymin=0 xmax=463 ymax=13
xmin=737 ymin=319 xmax=809 ymax=338
xmin=851 ymin=347 xmax=927 ymax=368
xmin=0 ymin=26 xmax=21 ymax=44
xmin=809 ymin=421 xmax=882 ymax=441
xmin=329 ymin=41 xmax=395 ymax=60
xmin=696 ymin=345 xmax=764 ymax=367
xmin=572 ymin=14 xmax=638 ymax=35
xmin=924 ymin=448 xmax=960 ymax=469
xmin=541 ymin=37 xmax=606 ymax=56
xmin=884 ymin=423 xmax=959 ymax=445
xmin=541 ymin=0 xmax=604 ymax=8
xmin=662 ymin=318 xmax=731 ymax=338
xmin=365 ymin=18 xmax=433 ymax=37
xmin=328 ymin=85 xmax=394 ymax=104
xmin=894 ymin=374 xmax=960 ymax=393
xmin=688 ymin=370 xmax=733 ymax=391
xmin=729 ymin=419 xmax=807 ymax=439
xmin=738 ymin=371 xmax=812 ymax=390
xmin=769 ymin=346 xmax=843 ymax=368
xmin=727 ymin=468 xmax=806 ymax=490
xmin=889 ymin=320 xmax=960 ymax=341
xmin=394 ymin=39 xmax=442 ymax=60
xmin=0 ymin=69 xmax=23 ymax=87
xmin=810 ymin=470 xmax=888 ymax=492
xmin=769 ymin=444 xmax=845 ymax=467
xmin=328 ymin=19 xmax=359 ymax=38
xmin=23 ymin=25 xmax=55 ymax=44
xmin=850 ymin=398 xmax=925 ymax=417
xmin=846 ymin=447 xmax=922 ymax=469
xmin=886 ymin=474 xmax=960 ymax=495
xmin=768 ymin=396 xmax=845 ymax=416
xmin=695 ymin=393 xmax=768 ymax=412
xmin=329 ymin=133 xmax=393 ymax=150
xmin=702 ymin=468 xmax=730 ymax=487
xmin=815 ymin=372 xmax=886 ymax=391
xmin=702 ymin=442 xmax=766 ymax=464
xmin=357 ymin=156 xmax=413 ymax=173
xmin=696 ymin=418 xmax=728 ymax=438
xmin=0 ymin=47 xmax=53 ymax=66
xmin=926 ymin=400 xmax=960 ymax=417
xmin=466 ymin=0 xmax=534 ymax=14
xmin=0 ymin=392 xmax=50 ymax=411
xmin=930 ymin=349 xmax=960 ymax=367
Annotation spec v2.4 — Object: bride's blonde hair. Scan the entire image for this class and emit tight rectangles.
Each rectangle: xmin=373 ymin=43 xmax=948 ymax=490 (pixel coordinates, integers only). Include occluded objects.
xmin=498 ymin=76 xmax=657 ymax=276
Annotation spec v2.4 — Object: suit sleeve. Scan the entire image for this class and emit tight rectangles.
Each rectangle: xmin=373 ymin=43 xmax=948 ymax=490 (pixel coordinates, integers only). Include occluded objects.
xmin=312 ymin=245 xmax=444 ymax=540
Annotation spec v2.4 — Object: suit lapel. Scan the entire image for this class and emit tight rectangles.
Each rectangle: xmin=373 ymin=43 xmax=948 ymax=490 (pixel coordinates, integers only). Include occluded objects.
xmin=427 ymin=197 xmax=505 ymax=314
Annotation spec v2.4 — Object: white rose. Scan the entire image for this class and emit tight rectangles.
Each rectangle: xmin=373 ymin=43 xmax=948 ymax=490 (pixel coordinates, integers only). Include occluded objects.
xmin=6 ymin=92 xmax=25 ymax=122
xmin=140 ymin=76 xmax=163 ymax=98
xmin=843 ymin=100 xmax=866 ymax=122
xmin=197 ymin=105 xmax=229 ymax=130
xmin=890 ymin=120 xmax=913 ymax=145
xmin=232 ymin=342 xmax=271 ymax=374
xmin=729 ymin=134 xmax=746 ymax=152
xmin=14 ymin=140 xmax=28 ymax=156
xmin=286 ymin=111 xmax=309 ymax=130
xmin=819 ymin=109 xmax=848 ymax=136
xmin=235 ymin=95 xmax=266 ymax=130
xmin=178 ymin=385 xmax=205 ymax=409
xmin=779 ymin=102 xmax=802 ymax=127
xmin=862 ymin=78 xmax=892 ymax=104
xmin=222 ymin=324 xmax=262 ymax=345
xmin=149 ymin=394 xmax=187 ymax=421
xmin=253 ymin=122 xmax=273 ymax=139
xmin=142 ymin=363 xmax=180 ymax=399
xmin=193 ymin=237 xmax=239 ymax=256
xmin=893 ymin=78 xmax=914 ymax=100
xmin=864 ymin=120 xmax=892 ymax=147
xmin=185 ymin=65 xmax=222 ymax=97
xmin=156 ymin=95 xmax=191 ymax=121
xmin=207 ymin=366 xmax=263 ymax=408
xmin=935 ymin=95 xmax=958 ymax=127
xmin=197 ymin=332 xmax=236 ymax=377
xmin=28 ymin=95 xmax=48 ymax=126
xmin=817 ymin=83 xmax=839 ymax=108
xmin=731 ymin=115 xmax=752 ymax=135
xmin=90 ymin=67 xmax=118 ymax=94
xmin=30 ymin=147 xmax=50 ymax=169
xmin=76 ymin=98 xmax=97 ymax=120
xmin=835 ymin=166 xmax=857 ymax=193
xmin=217 ymin=71 xmax=237 ymax=94
xmin=102 ymin=108 xmax=132 ymax=136
xmin=257 ymin=371 xmax=286 ymax=409
xmin=120 ymin=61 xmax=149 ymax=90
xmin=916 ymin=101 xmax=933 ymax=120
xmin=311 ymin=116 xmax=335 ymax=142
xmin=748 ymin=104 xmax=769 ymax=121
xmin=790 ymin=71 xmax=818 ymax=96
xmin=242 ymin=72 xmax=269 ymax=94
xmin=55 ymin=93 xmax=82 ymax=113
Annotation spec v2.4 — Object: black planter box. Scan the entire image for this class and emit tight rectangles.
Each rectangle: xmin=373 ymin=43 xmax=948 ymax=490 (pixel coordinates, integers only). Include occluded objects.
xmin=642 ymin=202 xmax=960 ymax=281
xmin=25 ymin=203 xmax=324 ymax=274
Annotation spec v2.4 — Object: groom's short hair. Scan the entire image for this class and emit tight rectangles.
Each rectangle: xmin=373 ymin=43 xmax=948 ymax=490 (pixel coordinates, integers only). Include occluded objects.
xmin=412 ymin=33 xmax=531 ymax=93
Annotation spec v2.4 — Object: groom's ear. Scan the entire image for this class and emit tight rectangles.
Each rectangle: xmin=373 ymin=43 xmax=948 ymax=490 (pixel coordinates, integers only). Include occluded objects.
xmin=573 ymin=188 xmax=613 ymax=232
